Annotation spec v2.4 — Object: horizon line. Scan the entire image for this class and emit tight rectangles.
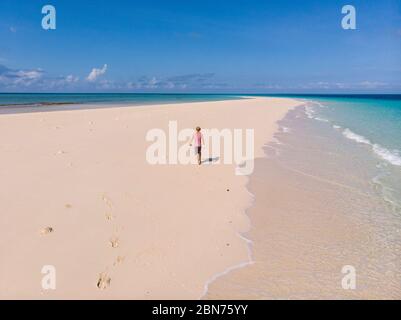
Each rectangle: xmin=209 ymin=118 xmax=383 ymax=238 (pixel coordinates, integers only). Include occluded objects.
xmin=1 ymin=92 xmax=401 ymax=96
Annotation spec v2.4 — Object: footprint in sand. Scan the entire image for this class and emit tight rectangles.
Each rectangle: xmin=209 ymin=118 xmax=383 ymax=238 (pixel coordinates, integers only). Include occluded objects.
xmin=40 ymin=227 xmax=54 ymax=236
xmin=97 ymin=272 xmax=111 ymax=290
xmin=109 ymin=236 xmax=119 ymax=248
xmin=105 ymin=212 xmax=114 ymax=221
xmin=113 ymin=256 xmax=125 ymax=266
xmin=99 ymin=193 xmax=123 ymax=286
xmin=102 ymin=194 xmax=113 ymax=208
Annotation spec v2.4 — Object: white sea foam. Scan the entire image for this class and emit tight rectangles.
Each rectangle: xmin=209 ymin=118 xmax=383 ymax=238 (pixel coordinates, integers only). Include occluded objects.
xmin=304 ymin=105 xmax=315 ymax=119
xmin=372 ymin=144 xmax=401 ymax=166
xmin=304 ymin=103 xmax=329 ymax=122
xmin=342 ymin=128 xmax=371 ymax=145
xmin=304 ymin=102 xmax=401 ymax=168
xmin=342 ymin=128 xmax=401 ymax=166
xmin=200 ymin=230 xmax=255 ymax=299
xmin=315 ymin=117 xmax=329 ymax=122
xmin=314 ymin=101 xmax=327 ymax=108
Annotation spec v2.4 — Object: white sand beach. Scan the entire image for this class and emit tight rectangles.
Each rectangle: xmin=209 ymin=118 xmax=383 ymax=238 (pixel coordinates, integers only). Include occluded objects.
xmin=0 ymin=97 xmax=301 ymax=299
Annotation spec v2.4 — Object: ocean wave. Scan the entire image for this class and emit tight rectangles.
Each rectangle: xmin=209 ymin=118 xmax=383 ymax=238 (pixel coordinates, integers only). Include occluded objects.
xmin=342 ymin=128 xmax=401 ymax=166
xmin=342 ymin=128 xmax=371 ymax=145
xmin=304 ymin=101 xmax=401 ymax=167
xmin=305 ymin=105 xmax=315 ymax=119
xmin=372 ymin=144 xmax=401 ymax=166
xmin=304 ymin=104 xmax=329 ymax=122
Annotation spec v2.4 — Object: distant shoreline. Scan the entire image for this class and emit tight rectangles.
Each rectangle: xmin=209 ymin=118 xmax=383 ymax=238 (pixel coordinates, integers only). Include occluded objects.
xmin=0 ymin=93 xmax=246 ymax=114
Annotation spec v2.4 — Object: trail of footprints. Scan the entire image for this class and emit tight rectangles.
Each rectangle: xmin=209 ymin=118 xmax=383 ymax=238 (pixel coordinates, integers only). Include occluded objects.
xmin=97 ymin=194 xmax=125 ymax=290
xmin=39 ymin=194 xmax=124 ymax=290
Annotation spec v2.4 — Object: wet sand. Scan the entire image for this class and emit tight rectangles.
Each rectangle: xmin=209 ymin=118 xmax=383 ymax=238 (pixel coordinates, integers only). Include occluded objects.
xmin=205 ymin=106 xmax=401 ymax=300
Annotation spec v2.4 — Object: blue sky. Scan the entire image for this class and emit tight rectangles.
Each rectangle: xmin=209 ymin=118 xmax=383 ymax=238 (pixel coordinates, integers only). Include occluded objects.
xmin=0 ymin=0 xmax=400 ymax=93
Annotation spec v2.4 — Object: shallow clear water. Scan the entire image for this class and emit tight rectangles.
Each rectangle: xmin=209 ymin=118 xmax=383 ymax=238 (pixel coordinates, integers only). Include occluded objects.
xmin=301 ymin=97 xmax=401 ymax=213
xmin=207 ymin=96 xmax=401 ymax=299
xmin=267 ymin=104 xmax=401 ymax=298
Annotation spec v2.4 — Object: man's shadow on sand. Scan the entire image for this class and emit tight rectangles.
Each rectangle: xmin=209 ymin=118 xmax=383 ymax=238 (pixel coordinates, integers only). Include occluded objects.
xmin=201 ymin=157 xmax=220 ymax=164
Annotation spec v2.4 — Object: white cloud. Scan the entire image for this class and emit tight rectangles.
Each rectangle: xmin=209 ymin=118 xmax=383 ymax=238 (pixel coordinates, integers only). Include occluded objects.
xmin=65 ymin=75 xmax=79 ymax=83
xmin=359 ymin=81 xmax=387 ymax=89
xmin=15 ymin=70 xmax=42 ymax=81
xmin=45 ymin=75 xmax=80 ymax=89
xmin=0 ymin=65 xmax=83 ymax=90
xmin=292 ymin=81 xmax=390 ymax=90
xmin=254 ymin=83 xmax=283 ymax=90
xmin=129 ymin=73 xmax=218 ymax=90
xmin=0 ymin=65 xmax=44 ymax=87
xmin=86 ymin=64 xmax=108 ymax=82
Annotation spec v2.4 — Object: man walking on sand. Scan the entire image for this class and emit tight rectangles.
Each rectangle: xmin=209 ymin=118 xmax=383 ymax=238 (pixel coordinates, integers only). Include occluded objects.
xmin=189 ymin=127 xmax=204 ymax=165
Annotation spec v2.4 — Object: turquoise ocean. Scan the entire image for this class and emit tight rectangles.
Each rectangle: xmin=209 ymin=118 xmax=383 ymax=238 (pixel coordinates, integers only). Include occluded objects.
xmin=257 ymin=94 xmax=401 ymax=297
xmin=204 ymin=94 xmax=401 ymax=298
xmin=296 ymin=95 xmax=401 ymax=213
